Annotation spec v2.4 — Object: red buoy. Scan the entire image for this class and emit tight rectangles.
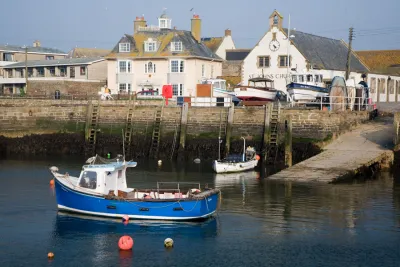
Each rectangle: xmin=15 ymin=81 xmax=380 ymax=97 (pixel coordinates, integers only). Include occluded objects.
xmin=118 ymin=236 xmax=134 ymax=250
xmin=49 ymin=179 xmax=55 ymax=186
xmin=255 ymin=155 xmax=260 ymax=161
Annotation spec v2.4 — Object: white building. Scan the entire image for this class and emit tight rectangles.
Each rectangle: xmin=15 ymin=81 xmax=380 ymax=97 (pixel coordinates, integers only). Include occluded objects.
xmin=202 ymin=29 xmax=236 ymax=60
xmin=106 ymin=13 xmax=223 ymax=97
xmin=242 ymin=10 xmax=369 ymax=92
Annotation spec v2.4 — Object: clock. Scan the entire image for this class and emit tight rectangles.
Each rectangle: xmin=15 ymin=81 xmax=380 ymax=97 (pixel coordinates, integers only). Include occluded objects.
xmin=269 ymin=40 xmax=280 ymax=52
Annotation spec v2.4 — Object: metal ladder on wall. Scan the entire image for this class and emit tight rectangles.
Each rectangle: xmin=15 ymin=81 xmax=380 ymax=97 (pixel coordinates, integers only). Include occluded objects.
xmin=149 ymin=108 xmax=163 ymax=158
xmin=267 ymin=102 xmax=281 ymax=164
xmin=85 ymin=100 xmax=100 ymax=155
xmin=124 ymin=103 xmax=135 ymax=157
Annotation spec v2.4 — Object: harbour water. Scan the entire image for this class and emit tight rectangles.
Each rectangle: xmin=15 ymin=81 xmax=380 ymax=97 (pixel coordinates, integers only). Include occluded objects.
xmin=1 ymin=156 xmax=400 ymax=267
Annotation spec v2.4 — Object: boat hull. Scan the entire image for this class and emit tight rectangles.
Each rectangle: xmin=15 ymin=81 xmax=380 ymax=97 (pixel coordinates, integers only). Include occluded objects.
xmin=234 ymin=87 xmax=277 ymax=102
xmin=212 ymin=159 xmax=258 ymax=173
xmin=287 ymin=83 xmax=329 ymax=102
xmin=54 ymin=178 xmax=220 ymax=221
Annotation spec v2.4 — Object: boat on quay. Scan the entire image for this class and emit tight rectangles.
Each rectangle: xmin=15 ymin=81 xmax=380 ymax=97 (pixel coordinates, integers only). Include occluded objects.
xmin=233 ymin=77 xmax=278 ymax=106
xmin=286 ymin=71 xmax=330 ymax=102
xmin=49 ymin=154 xmax=221 ymax=221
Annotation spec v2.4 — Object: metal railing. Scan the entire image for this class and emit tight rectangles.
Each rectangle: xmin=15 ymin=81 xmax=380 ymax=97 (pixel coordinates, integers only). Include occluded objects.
xmin=288 ymin=95 xmax=375 ymax=111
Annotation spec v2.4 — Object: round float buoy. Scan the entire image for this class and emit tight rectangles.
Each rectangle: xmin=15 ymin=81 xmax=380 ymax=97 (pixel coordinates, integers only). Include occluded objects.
xmin=47 ymin=252 xmax=54 ymax=259
xmin=255 ymin=155 xmax=260 ymax=161
xmin=49 ymin=179 xmax=55 ymax=186
xmin=118 ymin=236 xmax=134 ymax=250
xmin=158 ymin=160 xmax=162 ymax=166
xmin=194 ymin=158 xmax=201 ymax=164
xmin=122 ymin=215 xmax=129 ymax=223
xmin=164 ymin=238 xmax=174 ymax=248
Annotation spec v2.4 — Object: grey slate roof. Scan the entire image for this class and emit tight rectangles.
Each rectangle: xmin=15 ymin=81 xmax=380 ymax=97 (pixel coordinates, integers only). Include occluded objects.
xmin=108 ymin=29 xmax=222 ymax=60
xmin=3 ymin=57 xmax=104 ymax=68
xmin=0 ymin=44 xmax=67 ymax=55
xmin=226 ymin=49 xmax=251 ymax=61
xmin=283 ymin=29 xmax=368 ymax=72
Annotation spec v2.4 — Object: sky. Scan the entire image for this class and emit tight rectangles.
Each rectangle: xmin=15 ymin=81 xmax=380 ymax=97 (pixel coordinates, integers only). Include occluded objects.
xmin=1 ymin=0 xmax=399 ymax=53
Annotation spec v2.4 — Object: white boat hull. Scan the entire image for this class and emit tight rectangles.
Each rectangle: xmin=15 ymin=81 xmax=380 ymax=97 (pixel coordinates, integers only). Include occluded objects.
xmin=234 ymin=87 xmax=276 ymax=101
xmin=212 ymin=159 xmax=258 ymax=174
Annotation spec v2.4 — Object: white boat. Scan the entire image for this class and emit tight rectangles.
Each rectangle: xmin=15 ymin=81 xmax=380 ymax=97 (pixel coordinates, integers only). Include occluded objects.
xmin=234 ymin=77 xmax=278 ymax=105
xmin=200 ymin=78 xmax=233 ymax=97
xmin=213 ymin=138 xmax=259 ymax=173
xmin=286 ymin=72 xmax=329 ymax=102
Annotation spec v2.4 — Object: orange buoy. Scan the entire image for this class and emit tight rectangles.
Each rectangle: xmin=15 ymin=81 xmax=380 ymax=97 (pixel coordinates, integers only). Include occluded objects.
xmin=118 ymin=236 xmax=134 ymax=250
xmin=49 ymin=179 xmax=55 ymax=186
xmin=255 ymin=155 xmax=260 ymax=161
xmin=47 ymin=252 xmax=54 ymax=258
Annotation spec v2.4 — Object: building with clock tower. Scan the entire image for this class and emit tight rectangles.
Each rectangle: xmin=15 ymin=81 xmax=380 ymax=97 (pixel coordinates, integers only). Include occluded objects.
xmin=241 ymin=10 xmax=368 ymax=92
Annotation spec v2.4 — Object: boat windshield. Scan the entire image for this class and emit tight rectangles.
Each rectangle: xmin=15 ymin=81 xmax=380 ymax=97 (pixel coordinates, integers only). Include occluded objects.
xmin=79 ymin=171 xmax=97 ymax=189
xmin=223 ymin=154 xmax=243 ymax=162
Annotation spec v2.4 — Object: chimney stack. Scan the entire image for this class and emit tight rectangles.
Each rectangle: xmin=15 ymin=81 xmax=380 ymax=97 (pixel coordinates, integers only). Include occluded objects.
xmin=33 ymin=40 xmax=41 ymax=47
xmin=191 ymin=14 xmax=201 ymax=43
xmin=134 ymin=16 xmax=147 ymax=34
xmin=225 ymin=29 xmax=231 ymax=37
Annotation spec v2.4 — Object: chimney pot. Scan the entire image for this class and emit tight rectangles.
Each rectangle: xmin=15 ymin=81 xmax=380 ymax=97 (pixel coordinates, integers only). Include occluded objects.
xmin=193 ymin=14 xmax=200 ymax=19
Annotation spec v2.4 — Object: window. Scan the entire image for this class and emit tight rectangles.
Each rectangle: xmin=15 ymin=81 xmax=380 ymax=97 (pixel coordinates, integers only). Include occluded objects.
xmin=119 ymin=83 xmax=131 ymax=93
xmin=171 ymin=42 xmax=183 ymax=52
xmin=211 ymin=65 xmax=214 ymax=78
xmin=370 ymin=78 xmax=376 ymax=94
xmin=291 ymin=75 xmax=297 ymax=83
xmin=119 ymin=43 xmax=130 ymax=53
xmin=170 ymin=60 xmax=185 ymax=73
xmin=70 ymin=67 xmax=75 ymax=78
xmin=80 ymin=66 xmax=86 ymax=76
xmin=46 ymin=55 xmax=54 ymax=60
xmin=201 ymin=64 xmax=205 ymax=77
xmin=145 ymin=62 xmax=156 ymax=74
xmin=306 ymin=75 xmax=313 ymax=82
xmin=298 ymin=75 xmax=304 ymax=82
xmin=389 ymin=79 xmax=395 ymax=94
xmin=3 ymin=53 xmax=13 ymax=61
xmin=28 ymin=68 xmax=33 ymax=77
xmin=49 ymin=67 xmax=56 ymax=77
xmin=379 ymin=78 xmax=386 ymax=93
xmin=37 ymin=68 xmax=45 ymax=77
xmin=279 ymin=55 xmax=291 ymax=67
xmin=6 ymin=69 xmax=13 ymax=78
xmin=258 ymin=56 xmax=270 ymax=68
xmin=118 ymin=61 xmax=131 ymax=73
xmin=145 ymin=41 xmax=157 ymax=52
xmin=60 ymin=67 xmax=66 ymax=77
xmin=315 ymin=75 xmax=320 ymax=82
xmin=397 ymin=80 xmax=400 ymax=95
xmin=15 ymin=69 xmax=23 ymax=78
xmin=79 ymin=171 xmax=97 ymax=189
xmin=172 ymin=84 xmax=184 ymax=96
xmin=273 ymin=15 xmax=278 ymax=25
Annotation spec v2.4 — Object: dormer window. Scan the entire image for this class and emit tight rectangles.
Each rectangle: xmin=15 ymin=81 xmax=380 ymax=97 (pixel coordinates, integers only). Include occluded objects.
xmin=119 ymin=43 xmax=130 ymax=53
xmin=171 ymin=42 xmax=183 ymax=52
xmin=144 ymin=39 xmax=157 ymax=52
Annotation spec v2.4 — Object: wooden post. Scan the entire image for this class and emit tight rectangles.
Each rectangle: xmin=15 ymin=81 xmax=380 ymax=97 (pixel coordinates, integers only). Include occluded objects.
xmin=224 ymin=105 xmax=235 ymax=156
xmin=394 ymin=113 xmax=400 ymax=149
xmin=284 ymin=116 xmax=293 ymax=168
xmin=262 ymin=103 xmax=272 ymax=163
xmin=395 ymin=80 xmax=398 ymax=103
xmin=178 ymin=103 xmax=189 ymax=158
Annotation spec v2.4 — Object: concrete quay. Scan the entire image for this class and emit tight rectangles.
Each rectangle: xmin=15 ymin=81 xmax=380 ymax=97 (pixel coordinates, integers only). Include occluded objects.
xmin=268 ymin=117 xmax=395 ymax=183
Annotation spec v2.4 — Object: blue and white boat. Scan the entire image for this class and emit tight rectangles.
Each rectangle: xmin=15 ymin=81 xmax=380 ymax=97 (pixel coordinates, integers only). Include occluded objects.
xmin=49 ymin=155 xmax=221 ymax=221
xmin=287 ymin=72 xmax=329 ymax=102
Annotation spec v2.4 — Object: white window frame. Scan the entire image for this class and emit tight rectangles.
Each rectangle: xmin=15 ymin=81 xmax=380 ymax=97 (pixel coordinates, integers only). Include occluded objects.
xmin=145 ymin=41 xmax=157 ymax=52
xmin=119 ymin=43 xmax=130 ymax=53
xmin=171 ymin=42 xmax=183 ymax=52
xmin=170 ymin=59 xmax=185 ymax=73
xmin=118 ymin=60 xmax=132 ymax=73
xmin=172 ymin=84 xmax=184 ymax=96
xmin=145 ymin=62 xmax=156 ymax=74
xmin=119 ymin=83 xmax=132 ymax=93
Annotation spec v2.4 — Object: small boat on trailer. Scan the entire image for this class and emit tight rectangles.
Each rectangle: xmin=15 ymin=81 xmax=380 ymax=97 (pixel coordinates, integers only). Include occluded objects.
xmin=287 ymin=72 xmax=329 ymax=102
xmin=50 ymin=155 xmax=221 ymax=221
xmin=234 ymin=77 xmax=278 ymax=106
xmin=213 ymin=138 xmax=259 ymax=173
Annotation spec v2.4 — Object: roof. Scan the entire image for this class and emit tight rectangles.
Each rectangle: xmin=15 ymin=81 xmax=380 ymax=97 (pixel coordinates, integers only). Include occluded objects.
xmin=67 ymin=48 xmax=111 ymax=58
xmin=0 ymin=44 xmax=67 ymax=55
xmin=226 ymin=49 xmax=251 ymax=61
xmin=355 ymin=50 xmax=400 ymax=75
xmin=201 ymin=37 xmax=224 ymax=53
xmin=107 ymin=29 xmax=221 ymax=60
xmin=282 ymin=29 xmax=368 ymax=73
xmin=3 ymin=57 xmax=104 ymax=68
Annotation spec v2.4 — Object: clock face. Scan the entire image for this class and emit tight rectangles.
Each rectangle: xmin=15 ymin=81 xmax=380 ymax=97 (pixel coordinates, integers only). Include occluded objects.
xmin=269 ymin=40 xmax=280 ymax=52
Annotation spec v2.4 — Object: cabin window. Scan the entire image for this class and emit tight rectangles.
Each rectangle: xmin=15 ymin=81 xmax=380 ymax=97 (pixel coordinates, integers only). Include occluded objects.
xmin=298 ymin=75 xmax=304 ymax=82
xmin=118 ymin=170 xmax=122 ymax=178
xmin=307 ymin=75 xmax=313 ymax=82
xmin=221 ymin=81 xmax=226 ymax=90
xmin=79 ymin=171 xmax=97 ymax=189
xmin=213 ymin=81 xmax=220 ymax=89
xmin=291 ymin=75 xmax=297 ymax=83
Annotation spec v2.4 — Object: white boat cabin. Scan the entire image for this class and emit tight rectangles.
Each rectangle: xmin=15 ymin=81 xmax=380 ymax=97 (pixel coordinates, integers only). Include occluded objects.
xmin=290 ymin=73 xmax=325 ymax=87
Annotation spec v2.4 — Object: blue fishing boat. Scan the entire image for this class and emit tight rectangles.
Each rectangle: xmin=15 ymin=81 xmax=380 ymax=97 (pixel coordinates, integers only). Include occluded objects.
xmin=50 ymin=155 xmax=221 ymax=221
xmin=287 ymin=72 xmax=329 ymax=102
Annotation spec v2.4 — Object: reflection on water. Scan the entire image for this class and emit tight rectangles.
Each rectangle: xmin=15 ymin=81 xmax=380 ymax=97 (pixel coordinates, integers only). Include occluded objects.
xmin=1 ymin=157 xmax=400 ymax=267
